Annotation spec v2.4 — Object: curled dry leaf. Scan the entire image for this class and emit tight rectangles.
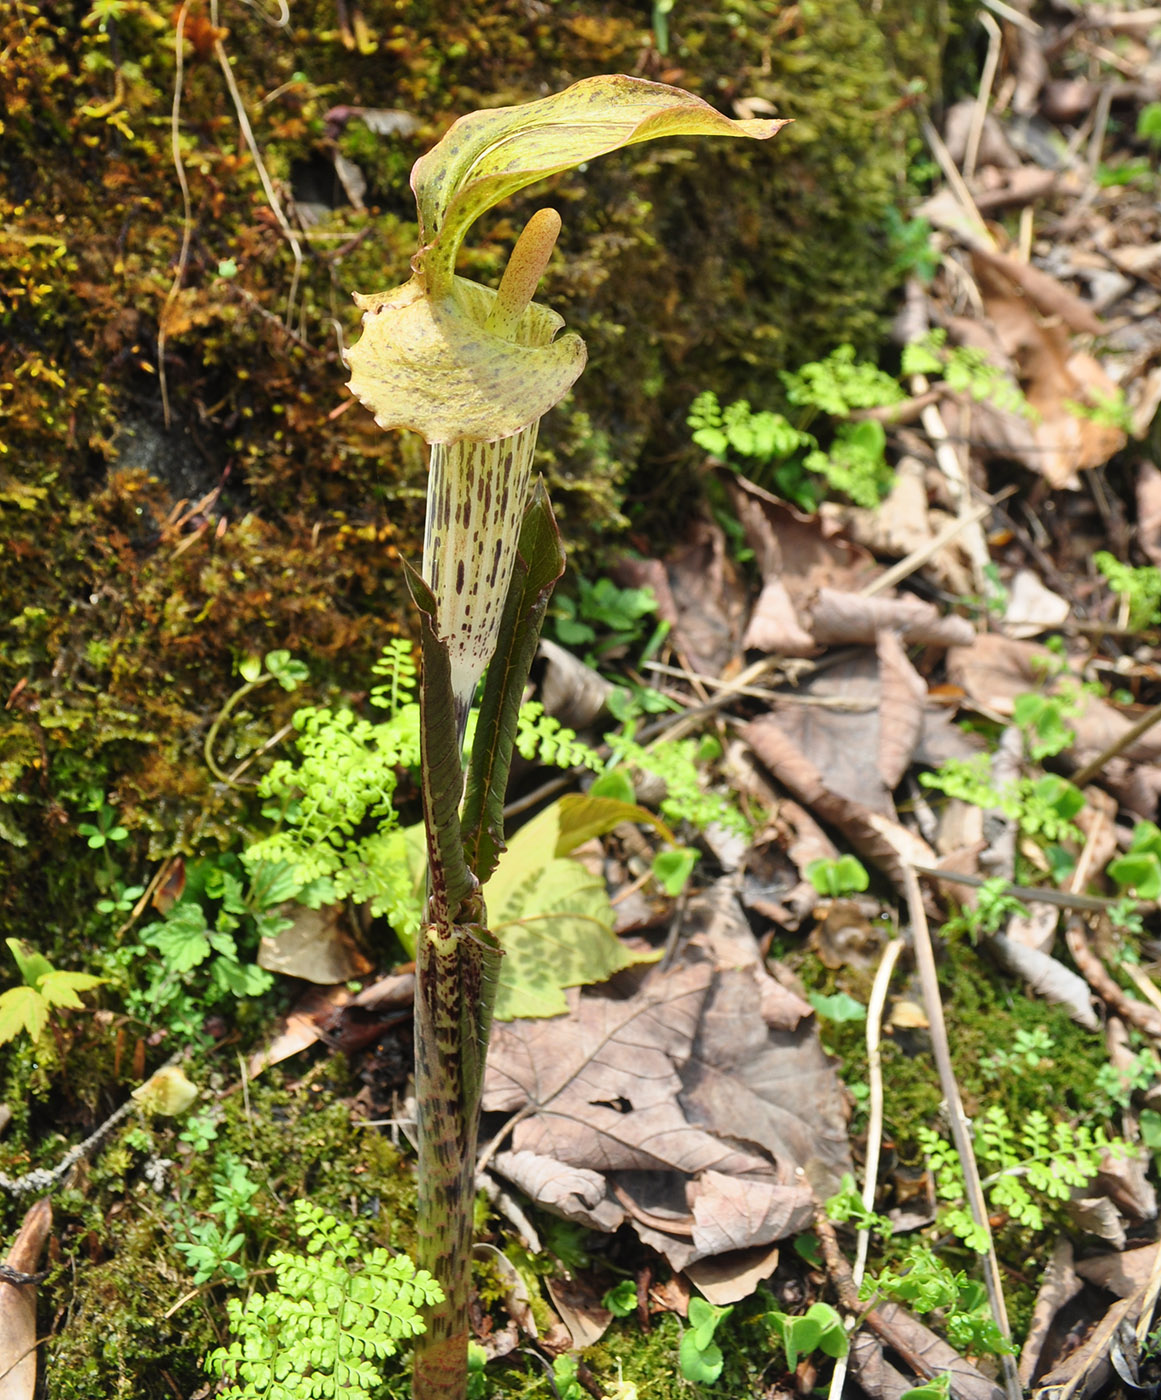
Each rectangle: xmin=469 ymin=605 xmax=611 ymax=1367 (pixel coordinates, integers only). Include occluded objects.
xmin=744 ymin=715 xmax=938 ymax=890
xmin=987 ymin=933 xmax=1098 ymax=1029
xmin=807 ymin=589 xmax=975 ymax=650
xmin=1018 ymin=1238 xmax=1081 ymax=1389
xmin=852 ymin=1303 xmax=1004 ymax=1400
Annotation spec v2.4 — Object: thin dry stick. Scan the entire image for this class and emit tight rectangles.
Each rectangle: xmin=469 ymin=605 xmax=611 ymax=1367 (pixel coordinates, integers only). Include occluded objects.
xmin=963 ymin=11 xmax=1002 ymax=184
xmin=211 ymin=29 xmax=304 ymax=328
xmin=919 ymin=114 xmax=995 ymax=249
xmin=159 ymin=2 xmax=193 ymax=429
xmin=827 ymin=936 xmax=903 ymax=1400
xmin=1071 ymin=699 xmax=1161 ymax=787
xmin=902 ymin=864 xmax=1021 ymax=1400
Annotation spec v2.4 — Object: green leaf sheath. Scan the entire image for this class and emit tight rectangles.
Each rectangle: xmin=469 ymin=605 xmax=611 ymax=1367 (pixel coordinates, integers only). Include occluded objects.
xmin=412 ymin=922 xmax=501 ymax=1400
xmin=462 ymin=479 xmax=565 ymax=884
xmin=411 ymin=565 xmax=476 ymax=926
xmin=424 ymin=427 xmax=541 ymax=727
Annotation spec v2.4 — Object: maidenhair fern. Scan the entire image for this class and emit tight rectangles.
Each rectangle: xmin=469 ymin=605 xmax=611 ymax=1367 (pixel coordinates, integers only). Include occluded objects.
xmin=245 ymin=643 xmax=748 ymax=934
xmin=206 ymin=1201 xmax=443 ymax=1400
xmin=919 ymin=1106 xmax=1127 ymax=1251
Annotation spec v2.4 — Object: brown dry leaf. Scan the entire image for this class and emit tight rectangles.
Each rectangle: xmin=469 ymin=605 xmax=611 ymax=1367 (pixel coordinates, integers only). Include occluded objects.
xmin=972 ymin=245 xmax=1105 ymax=337
xmin=745 ymin=716 xmax=937 ymax=890
xmin=483 ymin=953 xmax=849 ymax=1274
xmin=490 ymin=1151 xmax=625 ymax=1233
xmin=964 ymin=257 xmax=1124 ymax=488
xmin=614 ymin=519 xmax=748 ymax=676
xmin=683 ymin=882 xmax=813 ymax=1030
xmin=1075 ymin=1243 xmax=1159 ymax=1298
xmin=0 ymin=1198 xmax=51 ymax=1400
xmin=247 ymin=983 xmax=355 ymax=1077
xmin=1037 ymin=1294 xmax=1138 ymax=1400
xmin=878 ymin=631 xmax=928 ymax=789
xmin=857 ymin=1304 xmax=1004 ymax=1400
xmin=757 ymin=649 xmax=977 ymax=817
xmin=947 ymin=634 xmax=1161 ymax=767
xmin=820 ymin=457 xmax=973 ymax=598
xmin=688 ymin=1170 xmax=812 ymax=1259
xmin=685 ymin=1242 xmax=782 ymax=1305
xmin=1018 ymin=1239 xmax=1082 ymax=1389
xmin=545 ymin=1275 xmax=612 ymax=1349
xmin=806 ymin=589 xmax=975 ymax=650
xmin=258 ymin=903 xmax=372 ymax=983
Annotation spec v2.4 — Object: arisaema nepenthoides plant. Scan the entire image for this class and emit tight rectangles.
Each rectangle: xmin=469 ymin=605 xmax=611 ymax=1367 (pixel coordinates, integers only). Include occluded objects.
xmin=344 ymin=74 xmax=786 ymax=1400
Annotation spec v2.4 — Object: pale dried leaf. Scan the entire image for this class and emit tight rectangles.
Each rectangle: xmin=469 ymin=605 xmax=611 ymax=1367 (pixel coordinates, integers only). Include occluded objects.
xmin=258 ymin=904 xmax=372 ymax=984
xmin=744 ymin=577 xmax=816 ymax=655
xmin=0 ymin=1198 xmax=51 ymax=1400
xmin=685 ymin=1243 xmax=782 ymax=1305
xmin=490 ymin=1151 xmax=625 ymax=1232
xmin=1137 ymin=461 xmax=1161 ymax=569
xmin=988 ymin=934 xmax=1098 ymax=1029
xmin=1005 ymin=902 xmax=1059 ymax=956
xmin=1002 ymin=569 xmax=1071 ymax=639
xmin=877 ymin=631 xmax=927 ymax=789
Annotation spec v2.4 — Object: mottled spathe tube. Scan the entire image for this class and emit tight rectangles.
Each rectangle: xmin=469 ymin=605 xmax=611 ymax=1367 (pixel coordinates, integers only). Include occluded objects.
xmin=420 ymin=210 xmax=570 ymax=733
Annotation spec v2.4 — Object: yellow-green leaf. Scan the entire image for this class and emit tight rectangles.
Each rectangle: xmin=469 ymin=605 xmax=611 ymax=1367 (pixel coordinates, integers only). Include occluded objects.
xmin=38 ymin=969 xmax=106 ymax=1010
xmin=484 ymin=800 xmax=658 ymax=1020
xmin=0 ymin=986 xmax=48 ymax=1044
xmin=412 ymin=74 xmax=789 ymax=292
xmin=555 ymin=793 xmax=676 ymax=855
xmin=345 ymin=75 xmax=786 ymax=446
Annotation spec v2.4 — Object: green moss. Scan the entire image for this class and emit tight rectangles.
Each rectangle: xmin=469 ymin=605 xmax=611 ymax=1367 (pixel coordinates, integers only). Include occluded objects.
xmin=30 ymin=1062 xmax=420 ymax=1399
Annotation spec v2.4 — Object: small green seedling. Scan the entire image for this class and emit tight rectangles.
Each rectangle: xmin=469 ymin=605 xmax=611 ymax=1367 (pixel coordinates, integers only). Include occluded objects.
xmin=1109 ymin=821 xmax=1161 ymax=899
xmin=680 ymin=1296 xmax=732 ymax=1384
xmin=603 ymin=1279 xmax=638 ymax=1318
xmin=901 ymin=1373 xmax=951 ymax=1400
xmin=552 ymin=1354 xmax=587 ymax=1400
xmin=78 ymin=792 xmax=129 ymax=849
xmin=0 ymin=938 xmax=106 ymax=1045
xmin=1096 ymin=552 xmax=1161 ymax=631
xmin=652 ymin=846 xmax=699 ymax=896
xmin=805 ymin=855 xmax=870 ymax=898
xmin=808 ymin=991 xmax=867 ymax=1023
xmin=766 ymin=1300 xmax=848 ymax=1371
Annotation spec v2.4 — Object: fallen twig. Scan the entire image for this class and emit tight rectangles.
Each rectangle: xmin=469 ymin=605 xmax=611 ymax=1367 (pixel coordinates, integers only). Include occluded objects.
xmin=902 ymin=864 xmax=1021 ymax=1400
